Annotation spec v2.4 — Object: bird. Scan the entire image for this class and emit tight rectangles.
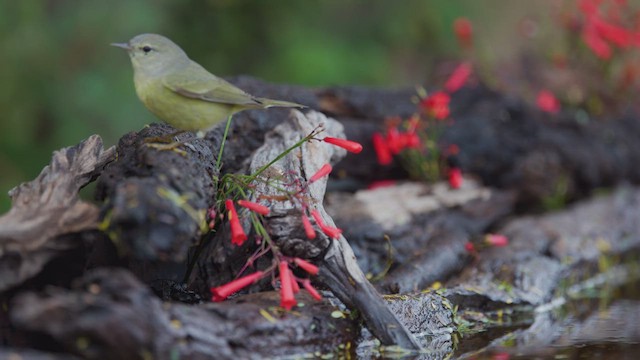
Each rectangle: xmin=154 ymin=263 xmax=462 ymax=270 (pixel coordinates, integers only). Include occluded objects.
xmin=112 ymin=33 xmax=304 ymax=139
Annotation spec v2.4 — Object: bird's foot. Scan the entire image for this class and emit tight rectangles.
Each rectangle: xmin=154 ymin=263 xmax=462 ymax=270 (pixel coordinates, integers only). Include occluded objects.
xmin=144 ymin=141 xmax=188 ymax=156
xmin=143 ymin=130 xmax=187 ymax=144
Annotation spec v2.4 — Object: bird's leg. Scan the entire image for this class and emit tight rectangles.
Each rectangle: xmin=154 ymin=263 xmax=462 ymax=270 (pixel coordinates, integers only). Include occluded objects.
xmin=143 ymin=130 xmax=190 ymax=156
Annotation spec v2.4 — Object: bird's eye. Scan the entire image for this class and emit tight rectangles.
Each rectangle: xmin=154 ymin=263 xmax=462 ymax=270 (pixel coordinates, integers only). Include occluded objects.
xmin=142 ymin=46 xmax=152 ymax=54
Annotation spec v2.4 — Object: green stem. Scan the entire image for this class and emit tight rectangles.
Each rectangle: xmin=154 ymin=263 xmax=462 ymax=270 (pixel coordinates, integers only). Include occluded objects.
xmin=216 ymin=114 xmax=234 ymax=171
xmin=246 ymin=131 xmax=316 ymax=183
xmin=185 ymin=115 xmax=233 ymax=282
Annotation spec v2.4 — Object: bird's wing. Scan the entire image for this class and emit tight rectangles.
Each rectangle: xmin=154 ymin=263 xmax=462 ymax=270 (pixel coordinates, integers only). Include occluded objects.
xmin=162 ymin=63 xmax=262 ymax=106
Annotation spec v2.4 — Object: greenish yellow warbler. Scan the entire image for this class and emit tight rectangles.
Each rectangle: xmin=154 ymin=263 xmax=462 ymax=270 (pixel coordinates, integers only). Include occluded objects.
xmin=112 ymin=33 xmax=304 ymax=136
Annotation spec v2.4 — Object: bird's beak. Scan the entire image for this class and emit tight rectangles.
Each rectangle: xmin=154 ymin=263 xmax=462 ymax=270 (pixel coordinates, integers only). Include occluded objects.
xmin=110 ymin=42 xmax=132 ymax=51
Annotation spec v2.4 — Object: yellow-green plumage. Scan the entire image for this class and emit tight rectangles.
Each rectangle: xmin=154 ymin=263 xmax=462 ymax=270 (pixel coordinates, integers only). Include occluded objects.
xmin=112 ymin=34 xmax=303 ymax=134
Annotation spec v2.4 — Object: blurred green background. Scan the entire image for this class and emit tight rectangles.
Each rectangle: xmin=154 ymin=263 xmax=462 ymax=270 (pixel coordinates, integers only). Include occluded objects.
xmin=0 ymin=0 xmax=554 ymax=212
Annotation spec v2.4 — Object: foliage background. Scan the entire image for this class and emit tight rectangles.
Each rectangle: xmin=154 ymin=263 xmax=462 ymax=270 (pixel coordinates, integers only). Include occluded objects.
xmin=0 ymin=0 xmax=554 ymax=212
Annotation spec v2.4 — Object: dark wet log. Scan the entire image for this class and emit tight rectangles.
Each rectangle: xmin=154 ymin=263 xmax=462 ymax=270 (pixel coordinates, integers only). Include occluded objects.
xmin=0 ymin=349 xmax=80 ymax=360
xmin=95 ymin=125 xmax=216 ymax=264
xmin=230 ymin=77 xmax=640 ymax=207
xmin=0 ymin=135 xmax=114 ymax=291
xmin=93 ymin=106 xmax=302 ymax=283
xmin=10 ymin=268 xmax=360 ymax=360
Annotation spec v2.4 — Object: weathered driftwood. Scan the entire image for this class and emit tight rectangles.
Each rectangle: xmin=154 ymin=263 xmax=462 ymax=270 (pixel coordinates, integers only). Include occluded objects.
xmin=447 ymin=186 xmax=640 ymax=307
xmin=326 ymin=181 xmax=517 ymax=293
xmin=0 ymin=135 xmax=114 ymax=291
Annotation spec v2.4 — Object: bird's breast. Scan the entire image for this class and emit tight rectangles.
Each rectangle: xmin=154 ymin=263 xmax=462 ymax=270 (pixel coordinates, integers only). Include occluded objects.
xmin=133 ymin=75 xmax=236 ymax=132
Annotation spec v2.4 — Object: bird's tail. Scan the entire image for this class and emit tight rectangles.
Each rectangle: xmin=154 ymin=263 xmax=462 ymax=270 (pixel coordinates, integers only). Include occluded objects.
xmin=257 ymin=97 xmax=306 ymax=109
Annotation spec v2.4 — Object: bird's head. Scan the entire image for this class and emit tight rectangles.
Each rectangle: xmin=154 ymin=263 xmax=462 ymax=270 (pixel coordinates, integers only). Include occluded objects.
xmin=112 ymin=34 xmax=189 ymax=76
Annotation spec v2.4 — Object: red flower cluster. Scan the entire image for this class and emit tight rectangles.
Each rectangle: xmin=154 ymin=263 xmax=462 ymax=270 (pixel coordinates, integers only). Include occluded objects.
xmin=278 ymin=259 xmax=324 ymax=309
xmin=421 ymin=62 xmax=473 ymax=119
xmin=370 ymin=60 xmax=471 ymax=184
xmin=420 ymin=91 xmax=451 ymax=120
xmin=211 ymin=133 xmax=363 ymax=309
xmin=372 ymin=118 xmax=421 ymax=166
xmin=578 ymin=0 xmax=640 ymax=59
xmin=210 ymin=257 xmax=323 ymax=306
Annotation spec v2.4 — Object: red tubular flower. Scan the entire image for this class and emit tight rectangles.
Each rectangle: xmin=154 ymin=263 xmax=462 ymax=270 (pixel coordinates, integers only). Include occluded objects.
xmin=447 ymin=144 xmax=460 ymax=155
xmin=320 ymin=225 xmax=342 ymax=239
xmin=225 ymin=199 xmax=247 ymax=246
xmin=492 ymin=352 xmax=510 ymax=360
xmin=485 ymin=234 xmax=509 ymax=247
xmin=291 ymin=274 xmax=300 ymax=294
xmin=211 ymin=271 xmax=263 ymax=302
xmin=310 ymin=210 xmax=343 ymax=239
xmin=592 ymin=16 xmax=635 ymax=48
xmin=323 ymin=137 xmax=363 ymax=154
xmin=453 ymin=17 xmax=473 ymax=49
xmin=279 ymin=261 xmax=297 ymax=310
xmin=402 ymin=132 xmax=421 ymax=149
xmin=420 ymin=91 xmax=451 ymax=120
xmin=302 ymin=279 xmax=322 ymax=301
xmin=301 ymin=213 xmax=316 ymax=239
xmin=583 ymin=24 xmax=612 ymax=59
xmin=448 ymin=167 xmax=463 ymax=189
xmin=367 ymin=180 xmax=397 ymax=190
xmin=372 ymin=132 xmax=393 ymax=165
xmin=578 ymin=0 xmax=601 ymax=16
xmin=445 ymin=62 xmax=472 ymax=93
xmin=237 ymin=200 xmax=270 ymax=215
xmin=536 ymin=90 xmax=561 ymax=114
xmin=294 ymin=258 xmax=319 ymax=275
xmin=309 ymin=164 xmax=333 ymax=183
xmin=385 ymin=126 xmax=404 ymax=154
xmin=464 ymin=242 xmax=476 ymax=254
